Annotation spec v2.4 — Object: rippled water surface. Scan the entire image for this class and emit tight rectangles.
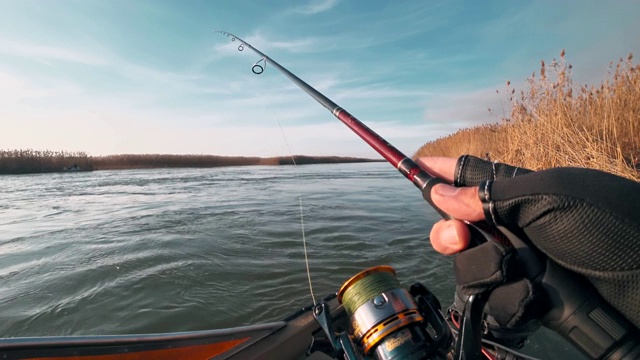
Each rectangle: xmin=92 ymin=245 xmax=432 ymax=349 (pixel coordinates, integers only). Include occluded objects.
xmin=0 ymin=163 xmax=583 ymax=358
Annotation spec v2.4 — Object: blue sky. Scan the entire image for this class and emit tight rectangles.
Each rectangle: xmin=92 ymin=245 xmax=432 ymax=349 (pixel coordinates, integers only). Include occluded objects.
xmin=1 ymin=1 xmax=639 ymax=158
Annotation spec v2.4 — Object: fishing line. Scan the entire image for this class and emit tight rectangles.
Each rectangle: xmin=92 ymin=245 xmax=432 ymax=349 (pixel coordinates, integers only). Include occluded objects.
xmin=277 ymin=121 xmax=317 ymax=306
xmin=262 ymin=86 xmax=317 ymax=305
xmin=235 ymin=39 xmax=319 ymax=305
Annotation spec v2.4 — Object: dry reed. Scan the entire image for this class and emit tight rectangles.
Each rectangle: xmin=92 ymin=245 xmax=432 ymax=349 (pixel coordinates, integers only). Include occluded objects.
xmin=0 ymin=149 xmax=93 ymax=175
xmin=0 ymin=151 xmax=380 ymax=175
xmin=415 ymin=51 xmax=640 ymax=181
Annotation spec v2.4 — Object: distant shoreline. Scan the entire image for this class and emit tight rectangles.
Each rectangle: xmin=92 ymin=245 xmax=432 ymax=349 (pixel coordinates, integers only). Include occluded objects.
xmin=90 ymin=154 xmax=384 ymax=171
xmin=0 ymin=151 xmax=384 ymax=175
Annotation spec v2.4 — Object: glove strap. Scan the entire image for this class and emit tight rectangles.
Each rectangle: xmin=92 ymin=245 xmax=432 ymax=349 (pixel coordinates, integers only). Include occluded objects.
xmin=478 ymin=179 xmax=497 ymax=227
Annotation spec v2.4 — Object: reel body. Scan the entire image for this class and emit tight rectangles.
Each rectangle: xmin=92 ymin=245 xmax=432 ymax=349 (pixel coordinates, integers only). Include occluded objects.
xmin=314 ymin=266 xmax=452 ymax=360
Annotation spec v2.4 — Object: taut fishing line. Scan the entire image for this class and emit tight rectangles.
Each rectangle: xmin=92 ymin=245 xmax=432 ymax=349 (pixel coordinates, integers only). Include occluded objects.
xmin=276 ymin=121 xmax=317 ymax=306
xmin=260 ymin=75 xmax=317 ymax=305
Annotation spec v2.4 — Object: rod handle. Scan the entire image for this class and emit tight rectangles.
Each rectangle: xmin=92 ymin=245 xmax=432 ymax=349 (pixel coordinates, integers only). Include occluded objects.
xmin=541 ymin=261 xmax=640 ymax=360
xmin=419 ymin=176 xmax=454 ymax=220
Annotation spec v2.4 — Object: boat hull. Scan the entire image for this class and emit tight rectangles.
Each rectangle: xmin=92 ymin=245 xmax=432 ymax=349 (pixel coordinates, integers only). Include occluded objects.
xmin=0 ymin=294 xmax=344 ymax=360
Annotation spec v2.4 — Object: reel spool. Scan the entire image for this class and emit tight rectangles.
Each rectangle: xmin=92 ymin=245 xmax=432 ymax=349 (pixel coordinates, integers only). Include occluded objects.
xmin=338 ymin=266 xmax=447 ymax=360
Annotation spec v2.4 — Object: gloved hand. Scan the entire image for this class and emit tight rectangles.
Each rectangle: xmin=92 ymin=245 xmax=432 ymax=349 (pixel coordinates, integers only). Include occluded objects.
xmin=417 ymin=155 xmax=640 ymax=331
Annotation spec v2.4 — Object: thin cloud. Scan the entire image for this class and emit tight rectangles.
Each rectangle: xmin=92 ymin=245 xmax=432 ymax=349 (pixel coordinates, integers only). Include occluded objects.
xmin=0 ymin=38 xmax=107 ymax=66
xmin=291 ymin=0 xmax=340 ymax=15
xmin=215 ymin=31 xmax=323 ymax=55
xmin=0 ymin=67 xmax=83 ymax=105
xmin=422 ymin=86 xmax=507 ymax=128
xmin=0 ymin=69 xmax=48 ymax=101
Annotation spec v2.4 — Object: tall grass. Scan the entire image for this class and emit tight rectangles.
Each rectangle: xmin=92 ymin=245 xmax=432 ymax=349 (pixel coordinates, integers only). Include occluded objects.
xmin=0 ymin=149 xmax=93 ymax=175
xmin=90 ymin=154 xmax=376 ymax=169
xmin=0 ymin=151 xmax=380 ymax=175
xmin=91 ymin=154 xmax=267 ymax=170
xmin=415 ymin=52 xmax=640 ymax=181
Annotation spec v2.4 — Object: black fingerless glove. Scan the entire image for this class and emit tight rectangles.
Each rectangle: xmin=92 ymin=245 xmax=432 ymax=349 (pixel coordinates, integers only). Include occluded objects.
xmin=453 ymin=155 xmax=640 ymax=331
xmin=454 ymin=241 xmax=546 ymax=327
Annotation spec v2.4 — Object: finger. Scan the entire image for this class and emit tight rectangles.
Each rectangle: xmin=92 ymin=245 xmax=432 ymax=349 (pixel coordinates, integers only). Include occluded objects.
xmin=431 ymin=183 xmax=484 ymax=222
xmin=415 ymin=157 xmax=458 ymax=183
xmin=430 ymin=219 xmax=471 ymax=255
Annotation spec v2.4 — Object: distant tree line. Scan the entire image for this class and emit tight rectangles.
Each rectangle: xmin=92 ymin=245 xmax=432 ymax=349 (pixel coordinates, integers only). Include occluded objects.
xmin=92 ymin=154 xmax=266 ymax=170
xmin=89 ymin=154 xmax=381 ymax=170
xmin=0 ymin=149 xmax=93 ymax=175
xmin=0 ymin=151 xmax=382 ymax=175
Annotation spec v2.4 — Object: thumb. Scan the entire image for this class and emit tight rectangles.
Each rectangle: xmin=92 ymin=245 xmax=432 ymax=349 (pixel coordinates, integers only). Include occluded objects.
xmin=431 ymin=184 xmax=484 ymax=222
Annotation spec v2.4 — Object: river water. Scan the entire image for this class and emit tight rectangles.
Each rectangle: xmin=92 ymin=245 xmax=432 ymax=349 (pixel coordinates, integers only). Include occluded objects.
xmin=0 ymin=162 xmax=584 ymax=358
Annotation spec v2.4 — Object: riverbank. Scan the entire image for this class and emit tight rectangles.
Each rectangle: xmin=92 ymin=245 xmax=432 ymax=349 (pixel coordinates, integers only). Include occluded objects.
xmin=414 ymin=52 xmax=639 ymax=181
xmin=0 ymin=150 xmax=383 ymax=175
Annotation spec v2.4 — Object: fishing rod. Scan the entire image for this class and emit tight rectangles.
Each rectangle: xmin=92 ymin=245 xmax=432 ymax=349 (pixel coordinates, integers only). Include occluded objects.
xmin=215 ymin=31 xmax=450 ymax=220
xmin=215 ymin=30 xmax=498 ymax=359
xmin=216 ymin=31 xmax=640 ymax=360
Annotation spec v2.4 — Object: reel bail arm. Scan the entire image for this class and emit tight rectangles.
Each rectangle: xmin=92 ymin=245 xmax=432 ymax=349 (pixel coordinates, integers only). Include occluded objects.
xmin=313 ymin=301 xmax=358 ymax=360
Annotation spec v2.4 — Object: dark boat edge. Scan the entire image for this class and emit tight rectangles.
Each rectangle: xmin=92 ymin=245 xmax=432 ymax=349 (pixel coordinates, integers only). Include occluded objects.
xmin=0 ymin=293 xmax=344 ymax=360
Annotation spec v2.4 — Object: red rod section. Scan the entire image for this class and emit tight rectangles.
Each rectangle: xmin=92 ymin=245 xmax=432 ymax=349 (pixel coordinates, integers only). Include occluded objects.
xmin=335 ymin=109 xmax=405 ymax=168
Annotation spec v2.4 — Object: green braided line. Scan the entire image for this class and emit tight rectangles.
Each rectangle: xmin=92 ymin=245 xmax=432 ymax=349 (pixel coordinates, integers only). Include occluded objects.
xmin=341 ymin=271 xmax=400 ymax=315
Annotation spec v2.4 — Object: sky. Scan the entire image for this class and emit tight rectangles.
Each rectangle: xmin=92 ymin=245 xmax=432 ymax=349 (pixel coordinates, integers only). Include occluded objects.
xmin=1 ymin=1 xmax=639 ymax=159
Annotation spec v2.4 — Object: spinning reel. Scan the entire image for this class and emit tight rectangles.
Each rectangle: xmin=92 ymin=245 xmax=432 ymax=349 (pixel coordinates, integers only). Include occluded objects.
xmin=313 ymin=266 xmax=454 ymax=360
xmin=313 ymin=264 xmax=640 ymax=360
